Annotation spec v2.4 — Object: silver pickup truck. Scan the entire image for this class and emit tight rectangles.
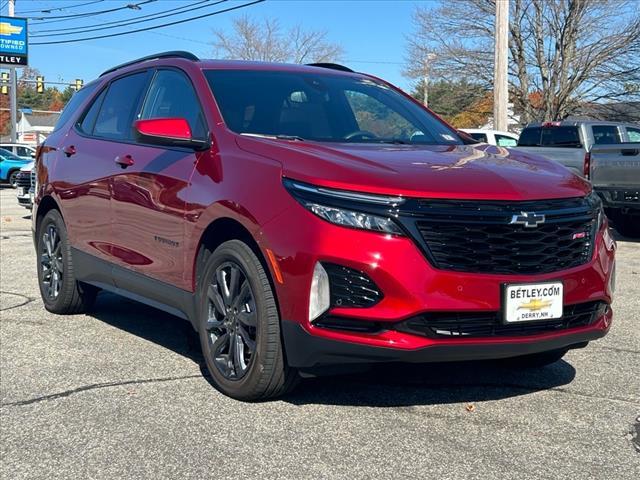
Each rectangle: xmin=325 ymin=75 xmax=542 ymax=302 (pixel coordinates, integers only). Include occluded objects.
xmin=588 ymin=143 xmax=640 ymax=238
xmin=514 ymin=121 xmax=640 ymax=176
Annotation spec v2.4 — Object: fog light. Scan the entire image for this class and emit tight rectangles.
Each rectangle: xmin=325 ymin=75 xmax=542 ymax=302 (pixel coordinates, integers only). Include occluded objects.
xmin=609 ymin=261 xmax=616 ymax=295
xmin=309 ymin=262 xmax=330 ymax=321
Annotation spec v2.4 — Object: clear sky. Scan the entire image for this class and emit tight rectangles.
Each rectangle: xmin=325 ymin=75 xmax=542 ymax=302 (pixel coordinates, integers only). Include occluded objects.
xmin=2 ymin=0 xmax=431 ymax=92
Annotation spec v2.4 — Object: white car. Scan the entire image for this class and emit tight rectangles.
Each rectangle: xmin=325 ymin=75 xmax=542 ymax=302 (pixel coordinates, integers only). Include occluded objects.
xmin=15 ymin=161 xmax=34 ymax=210
xmin=460 ymin=129 xmax=519 ymax=147
xmin=0 ymin=143 xmax=36 ymax=160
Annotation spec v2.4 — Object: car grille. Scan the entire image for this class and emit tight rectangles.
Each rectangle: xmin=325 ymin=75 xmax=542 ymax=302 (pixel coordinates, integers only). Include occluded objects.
xmin=399 ymin=196 xmax=598 ymax=275
xmin=396 ymin=301 xmax=607 ymax=338
xmin=30 ymin=170 xmax=36 ymax=189
xmin=15 ymin=171 xmax=31 ymax=189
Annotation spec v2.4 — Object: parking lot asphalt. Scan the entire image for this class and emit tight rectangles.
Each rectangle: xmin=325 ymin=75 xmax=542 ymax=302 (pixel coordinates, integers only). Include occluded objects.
xmin=1 ymin=186 xmax=639 ymax=479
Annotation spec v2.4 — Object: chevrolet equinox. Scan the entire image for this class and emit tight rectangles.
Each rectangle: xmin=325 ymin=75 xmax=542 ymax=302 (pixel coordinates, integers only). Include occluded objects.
xmin=33 ymin=52 xmax=616 ymax=400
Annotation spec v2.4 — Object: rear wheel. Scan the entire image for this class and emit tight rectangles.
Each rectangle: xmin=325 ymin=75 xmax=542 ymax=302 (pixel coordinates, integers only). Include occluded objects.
xmin=506 ymin=348 xmax=568 ymax=368
xmin=613 ymin=211 xmax=640 ymax=238
xmin=197 ymin=240 xmax=298 ymax=401
xmin=37 ymin=209 xmax=97 ymax=314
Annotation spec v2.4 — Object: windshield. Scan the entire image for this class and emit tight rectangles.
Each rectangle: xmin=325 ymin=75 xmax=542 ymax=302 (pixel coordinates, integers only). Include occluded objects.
xmin=204 ymin=70 xmax=462 ymax=145
xmin=0 ymin=148 xmax=23 ymax=160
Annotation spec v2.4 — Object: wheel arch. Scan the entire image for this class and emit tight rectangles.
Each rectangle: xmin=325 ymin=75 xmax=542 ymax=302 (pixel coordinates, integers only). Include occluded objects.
xmin=193 ymin=217 xmax=275 ymax=296
xmin=35 ymin=195 xmax=62 ymax=232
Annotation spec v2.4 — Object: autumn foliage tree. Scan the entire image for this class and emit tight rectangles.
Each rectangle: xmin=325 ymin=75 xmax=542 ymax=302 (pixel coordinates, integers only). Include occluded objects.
xmin=405 ymin=0 xmax=640 ymax=123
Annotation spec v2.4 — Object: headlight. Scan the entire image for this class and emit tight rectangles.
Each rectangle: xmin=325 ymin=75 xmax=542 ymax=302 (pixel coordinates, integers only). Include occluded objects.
xmin=307 ymin=203 xmax=403 ymax=234
xmin=283 ymin=178 xmax=405 ymax=235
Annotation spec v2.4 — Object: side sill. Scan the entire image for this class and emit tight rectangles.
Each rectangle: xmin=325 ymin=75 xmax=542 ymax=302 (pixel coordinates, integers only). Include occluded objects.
xmin=71 ymin=247 xmax=197 ymax=326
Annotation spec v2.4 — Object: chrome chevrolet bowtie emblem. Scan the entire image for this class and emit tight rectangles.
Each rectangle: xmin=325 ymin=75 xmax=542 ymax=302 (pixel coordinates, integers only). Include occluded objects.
xmin=510 ymin=211 xmax=545 ymax=228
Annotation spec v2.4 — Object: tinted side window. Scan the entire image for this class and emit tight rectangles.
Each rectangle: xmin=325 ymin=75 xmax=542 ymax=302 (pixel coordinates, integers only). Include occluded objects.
xmin=517 ymin=127 xmax=541 ymax=146
xmin=627 ymin=127 xmax=640 ymax=142
xmin=140 ymin=69 xmax=207 ymax=140
xmin=470 ymin=132 xmax=488 ymax=142
xmin=592 ymin=125 xmax=621 ymax=144
xmin=541 ymin=127 xmax=581 ymax=147
xmin=52 ymin=83 xmax=99 ymax=132
xmin=93 ymin=72 xmax=149 ymax=141
xmin=495 ymin=134 xmax=517 ymax=147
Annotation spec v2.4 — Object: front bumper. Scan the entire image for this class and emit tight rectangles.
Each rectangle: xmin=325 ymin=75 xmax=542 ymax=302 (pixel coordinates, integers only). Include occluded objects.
xmin=16 ymin=187 xmax=34 ymax=209
xmin=282 ymin=313 xmax=610 ymax=369
xmin=596 ymin=187 xmax=640 ymax=212
xmin=261 ymin=202 xmax=616 ymax=369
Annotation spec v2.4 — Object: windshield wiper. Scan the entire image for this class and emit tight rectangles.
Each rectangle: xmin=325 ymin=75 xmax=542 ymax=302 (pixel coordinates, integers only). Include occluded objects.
xmin=240 ymin=133 xmax=306 ymax=142
xmin=275 ymin=134 xmax=305 ymax=141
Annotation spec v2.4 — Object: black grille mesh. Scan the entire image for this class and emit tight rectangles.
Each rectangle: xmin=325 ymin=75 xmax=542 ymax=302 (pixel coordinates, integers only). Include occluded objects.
xmin=405 ymin=197 xmax=597 ymax=275
xmin=397 ymin=301 xmax=606 ymax=338
xmin=323 ymin=263 xmax=382 ymax=308
xmin=15 ymin=171 xmax=31 ymax=188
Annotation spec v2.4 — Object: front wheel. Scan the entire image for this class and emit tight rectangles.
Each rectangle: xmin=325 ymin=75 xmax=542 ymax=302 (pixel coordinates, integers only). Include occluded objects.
xmin=8 ymin=170 xmax=19 ymax=188
xmin=197 ymin=240 xmax=298 ymax=401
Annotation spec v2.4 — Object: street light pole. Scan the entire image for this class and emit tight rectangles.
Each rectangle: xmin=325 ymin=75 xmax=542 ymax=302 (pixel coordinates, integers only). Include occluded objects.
xmin=8 ymin=0 xmax=18 ymax=143
xmin=423 ymin=53 xmax=436 ymax=109
xmin=493 ymin=0 xmax=509 ymax=131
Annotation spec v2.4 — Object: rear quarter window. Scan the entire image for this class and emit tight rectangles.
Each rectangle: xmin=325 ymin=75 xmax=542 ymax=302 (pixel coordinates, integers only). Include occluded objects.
xmin=52 ymin=83 xmax=99 ymax=133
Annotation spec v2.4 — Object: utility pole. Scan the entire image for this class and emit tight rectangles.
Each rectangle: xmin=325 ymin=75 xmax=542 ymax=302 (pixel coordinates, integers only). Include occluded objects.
xmin=493 ymin=0 xmax=509 ymax=131
xmin=422 ymin=53 xmax=436 ymax=108
xmin=8 ymin=0 xmax=18 ymax=143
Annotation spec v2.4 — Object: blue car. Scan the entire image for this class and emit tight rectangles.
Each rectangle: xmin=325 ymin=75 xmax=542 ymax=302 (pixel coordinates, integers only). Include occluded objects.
xmin=0 ymin=148 xmax=31 ymax=188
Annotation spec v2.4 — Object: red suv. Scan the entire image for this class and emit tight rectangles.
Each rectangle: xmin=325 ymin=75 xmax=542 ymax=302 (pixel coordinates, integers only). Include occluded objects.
xmin=33 ymin=52 xmax=616 ymax=400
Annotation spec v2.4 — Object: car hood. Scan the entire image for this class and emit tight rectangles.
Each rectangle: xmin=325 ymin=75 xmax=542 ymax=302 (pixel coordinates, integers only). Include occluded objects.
xmin=235 ymin=137 xmax=590 ymax=201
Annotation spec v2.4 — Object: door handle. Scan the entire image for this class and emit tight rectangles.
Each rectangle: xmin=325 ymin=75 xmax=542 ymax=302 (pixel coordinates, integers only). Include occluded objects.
xmin=115 ymin=154 xmax=134 ymax=169
xmin=62 ymin=145 xmax=76 ymax=157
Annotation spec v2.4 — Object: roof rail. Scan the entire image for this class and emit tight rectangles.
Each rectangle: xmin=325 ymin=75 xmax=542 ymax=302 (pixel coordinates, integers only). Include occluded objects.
xmin=100 ymin=51 xmax=200 ymax=77
xmin=306 ymin=63 xmax=354 ymax=73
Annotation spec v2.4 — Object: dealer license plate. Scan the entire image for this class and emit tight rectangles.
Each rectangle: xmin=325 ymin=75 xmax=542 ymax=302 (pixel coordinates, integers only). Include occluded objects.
xmin=504 ymin=282 xmax=563 ymax=323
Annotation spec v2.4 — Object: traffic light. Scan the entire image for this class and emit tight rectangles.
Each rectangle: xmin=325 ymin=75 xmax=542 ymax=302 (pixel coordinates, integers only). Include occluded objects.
xmin=1 ymin=72 xmax=8 ymax=95
xmin=75 ymin=79 xmax=83 ymax=91
xmin=36 ymin=75 xmax=44 ymax=93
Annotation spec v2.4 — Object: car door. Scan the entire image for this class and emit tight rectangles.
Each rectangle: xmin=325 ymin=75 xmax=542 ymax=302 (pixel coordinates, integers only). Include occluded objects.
xmin=57 ymin=72 xmax=150 ymax=265
xmin=110 ymin=68 xmax=207 ymax=290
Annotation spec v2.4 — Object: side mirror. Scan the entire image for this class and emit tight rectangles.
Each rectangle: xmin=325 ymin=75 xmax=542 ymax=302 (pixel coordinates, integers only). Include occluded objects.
xmin=133 ymin=118 xmax=209 ymax=150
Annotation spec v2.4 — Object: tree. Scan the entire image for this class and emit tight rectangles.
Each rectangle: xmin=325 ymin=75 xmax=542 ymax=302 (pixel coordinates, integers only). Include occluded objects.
xmin=410 ymin=79 xmax=487 ymax=121
xmin=212 ymin=15 xmax=344 ymax=63
xmin=405 ymin=0 xmax=640 ymax=123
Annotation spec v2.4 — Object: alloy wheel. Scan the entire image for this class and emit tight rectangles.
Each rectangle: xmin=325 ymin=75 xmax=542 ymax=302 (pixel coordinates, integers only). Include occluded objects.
xmin=40 ymin=224 xmax=63 ymax=300
xmin=206 ymin=261 xmax=258 ymax=380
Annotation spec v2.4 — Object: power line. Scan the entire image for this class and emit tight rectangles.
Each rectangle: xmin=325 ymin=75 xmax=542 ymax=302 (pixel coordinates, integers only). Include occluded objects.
xmin=27 ymin=0 xmax=156 ymax=23
xmin=16 ymin=0 xmax=105 ymax=15
xmin=31 ymin=0 xmax=220 ymax=37
xmin=31 ymin=0 xmax=265 ymax=45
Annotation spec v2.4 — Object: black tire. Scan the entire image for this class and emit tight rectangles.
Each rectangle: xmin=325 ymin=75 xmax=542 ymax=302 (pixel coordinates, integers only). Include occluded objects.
xmin=197 ymin=240 xmax=298 ymax=401
xmin=37 ymin=209 xmax=97 ymax=314
xmin=614 ymin=212 xmax=640 ymax=238
xmin=506 ymin=348 xmax=568 ymax=368
xmin=8 ymin=170 xmax=19 ymax=188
